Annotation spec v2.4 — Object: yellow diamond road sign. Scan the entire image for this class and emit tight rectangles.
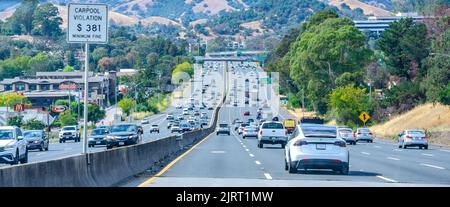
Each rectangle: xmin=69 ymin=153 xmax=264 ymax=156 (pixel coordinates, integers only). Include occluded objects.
xmin=359 ymin=112 xmax=370 ymax=123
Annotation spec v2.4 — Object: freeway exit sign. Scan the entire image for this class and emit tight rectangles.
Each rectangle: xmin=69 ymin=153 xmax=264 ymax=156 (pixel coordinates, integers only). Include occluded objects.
xmin=67 ymin=3 xmax=108 ymax=44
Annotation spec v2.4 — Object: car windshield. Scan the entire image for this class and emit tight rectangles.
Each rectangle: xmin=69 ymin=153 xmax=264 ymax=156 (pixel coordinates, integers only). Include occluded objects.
xmin=24 ymin=131 xmax=42 ymax=138
xmin=219 ymin=124 xmax=228 ymax=127
xmin=0 ymin=130 xmax=14 ymax=140
xmin=339 ymin=129 xmax=352 ymax=133
xmin=152 ymin=125 xmax=158 ymax=127
xmin=91 ymin=129 xmax=107 ymax=135
xmin=262 ymin=122 xmax=283 ymax=129
xmin=301 ymin=125 xmax=337 ymax=138
xmin=408 ymin=130 xmax=425 ymax=136
xmin=358 ymin=128 xmax=370 ymax=133
xmin=110 ymin=125 xmax=136 ymax=133
xmin=63 ymin=126 xmax=76 ymax=131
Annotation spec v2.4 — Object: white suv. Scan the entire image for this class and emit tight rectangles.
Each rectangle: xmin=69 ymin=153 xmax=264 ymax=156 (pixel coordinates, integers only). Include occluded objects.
xmin=0 ymin=126 xmax=28 ymax=165
xmin=59 ymin=125 xmax=81 ymax=143
xmin=285 ymin=124 xmax=349 ymax=175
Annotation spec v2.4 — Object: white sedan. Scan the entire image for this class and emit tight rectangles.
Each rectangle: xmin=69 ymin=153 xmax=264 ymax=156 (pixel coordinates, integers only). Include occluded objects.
xmin=284 ymin=124 xmax=349 ymax=174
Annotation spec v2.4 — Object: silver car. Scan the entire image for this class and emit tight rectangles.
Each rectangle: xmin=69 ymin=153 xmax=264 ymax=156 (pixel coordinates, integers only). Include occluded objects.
xmin=337 ymin=127 xmax=356 ymax=145
xmin=355 ymin=128 xmax=374 ymax=143
xmin=398 ymin=130 xmax=428 ymax=149
xmin=242 ymin=126 xmax=258 ymax=139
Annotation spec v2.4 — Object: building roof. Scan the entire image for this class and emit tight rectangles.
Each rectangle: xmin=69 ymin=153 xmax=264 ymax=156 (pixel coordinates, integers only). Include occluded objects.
xmin=0 ymin=76 xmax=107 ymax=85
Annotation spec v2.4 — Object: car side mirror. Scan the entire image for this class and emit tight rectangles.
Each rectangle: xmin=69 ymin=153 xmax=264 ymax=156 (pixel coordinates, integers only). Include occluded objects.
xmin=17 ymin=136 xmax=24 ymax=141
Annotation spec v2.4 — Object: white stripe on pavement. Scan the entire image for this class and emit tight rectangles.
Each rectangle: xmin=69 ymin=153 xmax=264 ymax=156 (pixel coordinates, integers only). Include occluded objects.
xmin=420 ymin=163 xmax=445 ymax=170
xmin=422 ymin=153 xmax=434 ymax=157
xmin=361 ymin=152 xmax=370 ymax=155
xmin=439 ymin=149 xmax=450 ymax=153
xmin=255 ymin=161 xmax=261 ymax=165
xmin=387 ymin=157 xmax=400 ymax=161
xmin=245 ymin=149 xmax=249 ymax=151
xmin=374 ymin=146 xmax=381 ymax=149
xmin=377 ymin=176 xmax=397 ymax=183
xmin=249 ymin=153 xmax=254 ymax=157
xmin=264 ymin=173 xmax=272 ymax=180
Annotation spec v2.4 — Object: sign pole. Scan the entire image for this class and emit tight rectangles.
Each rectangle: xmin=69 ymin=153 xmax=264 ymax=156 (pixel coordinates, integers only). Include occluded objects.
xmin=83 ymin=43 xmax=89 ymax=154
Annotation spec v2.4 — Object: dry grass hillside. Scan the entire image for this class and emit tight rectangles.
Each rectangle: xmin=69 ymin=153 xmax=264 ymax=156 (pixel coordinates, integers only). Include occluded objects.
xmin=141 ymin=16 xmax=181 ymax=26
xmin=192 ymin=0 xmax=236 ymax=15
xmin=328 ymin=0 xmax=392 ymax=16
xmin=370 ymin=103 xmax=450 ymax=145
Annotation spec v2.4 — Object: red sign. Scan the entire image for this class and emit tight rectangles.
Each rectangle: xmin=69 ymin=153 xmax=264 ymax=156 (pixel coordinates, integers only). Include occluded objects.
xmin=52 ymin=105 xmax=66 ymax=113
xmin=59 ymin=84 xmax=77 ymax=90
xmin=13 ymin=104 xmax=25 ymax=112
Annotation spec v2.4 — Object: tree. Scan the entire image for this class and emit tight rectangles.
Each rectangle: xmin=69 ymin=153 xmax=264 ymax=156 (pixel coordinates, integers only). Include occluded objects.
xmin=287 ymin=10 xmax=372 ymax=114
xmin=377 ymin=18 xmax=429 ymax=81
xmin=62 ymin=65 xmax=74 ymax=72
xmin=10 ymin=0 xmax=39 ymax=34
xmin=32 ymin=3 xmax=62 ymax=38
xmin=0 ymin=92 xmax=27 ymax=107
xmin=22 ymin=119 xmax=46 ymax=130
xmin=172 ymin=61 xmax=193 ymax=78
xmin=7 ymin=116 xmax=23 ymax=127
xmin=27 ymin=52 xmax=63 ymax=75
xmin=328 ymin=84 xmax=369 ymax=128
xmin=118 ymin=98 xmax=135 ymax=116
xmin=0 ymin=56 xmax=31 ymax=80
xmin=58 ymin=111 xmax=77 ymax=126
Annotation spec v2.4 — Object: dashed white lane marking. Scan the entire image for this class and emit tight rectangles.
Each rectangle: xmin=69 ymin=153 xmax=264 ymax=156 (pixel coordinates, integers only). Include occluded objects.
xmin=36 ymin=153 xmax=46 ymax=156
xmin=249 ymin=153 xmax=254 ymax=157
xmin=422 ymin=153 xmax=434 ymax=157
xmin=374 ymin=146 xmax=381 ymax=149
xmin=361 ymin=152 xmax=370 ymax=155
xmin=420 ymin=163 xmax=445 ymax=170
xmin=387 ymin=157 xmax=400 ymax=161
xmin=439 ymin=149 xmax=450 ymax=153
xmin=394 ymin=149 xmax=403 ymax=152
xmin=377 ymin=176 xmax=398 ymax=183
xmin=255 ymin=161 xmax=261 ymax=165
xmin=245 ymin=149 xmax=249 ymax=151
xmin=264 ymin=173 xmax=272 ymax=180
xmin=211 ymin=151 xmax=226 ymax=154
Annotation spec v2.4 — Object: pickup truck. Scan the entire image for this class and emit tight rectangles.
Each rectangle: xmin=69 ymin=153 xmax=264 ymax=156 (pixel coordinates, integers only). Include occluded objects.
xmin=257 ymin=121 xmax=287 ymax=149
xmin=59 ymin=125 xmax=80 ymax=143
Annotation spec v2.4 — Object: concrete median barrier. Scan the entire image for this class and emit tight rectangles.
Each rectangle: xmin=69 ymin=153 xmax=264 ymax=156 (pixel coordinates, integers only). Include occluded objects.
xmin=0 ymin=94 xmax=225 ymax=187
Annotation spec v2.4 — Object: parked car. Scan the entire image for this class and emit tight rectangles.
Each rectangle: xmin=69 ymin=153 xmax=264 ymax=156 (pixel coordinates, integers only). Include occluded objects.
xmin=24 ymin=130 xmax=49 ymax=151
xmin=398 ymin=130 xmax=428 ymax=149
xmin=217 ymin=123 xmax=231 ymax=135
xmin=355 ymin=128 xmax=374 ymax=143
xmin=88 ymin=128 xmax=109 ymax=147
xmin=337 ymin=127 xmax=356 ymax=145
xmin=257 ymin=121 xmax=287 ymax=148
xmin=0 ymin=126 xmax=28 ymax=165
xmin=106 ymin=123 xmax=140 ymax=149
xmin=150 ymin=125 xmax=160 ymax=133
xmin=242 ymin=126 xmax=258 ymax=139
xmin=59 ymin=125 xmax=81 ymax=143
xmin=285 ymin=124 xmax=349 ymax=174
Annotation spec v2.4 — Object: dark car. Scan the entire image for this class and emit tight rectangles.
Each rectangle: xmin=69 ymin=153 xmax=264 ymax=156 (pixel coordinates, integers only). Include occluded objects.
xmin=23 ymin=130 xmax=49 ymax=151
xmin=106 ymin=123 xmax=140 ymax=149
xmin=88 ymin=128 xmax=109 ymax=147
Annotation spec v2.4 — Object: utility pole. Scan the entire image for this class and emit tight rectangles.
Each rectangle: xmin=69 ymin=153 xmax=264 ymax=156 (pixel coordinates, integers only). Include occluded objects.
xmin=82 ymin=43 xmax=89 ymax=155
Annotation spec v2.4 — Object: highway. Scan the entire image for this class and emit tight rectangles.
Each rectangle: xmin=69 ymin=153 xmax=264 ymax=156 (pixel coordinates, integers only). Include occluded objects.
xmin=124 ymin=61 xmax=450 ymax=187
xmin=0 ymin=63 xmax=224 ymax=169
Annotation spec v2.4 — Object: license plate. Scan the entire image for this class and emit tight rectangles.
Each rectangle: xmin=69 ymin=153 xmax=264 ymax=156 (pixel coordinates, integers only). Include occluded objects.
xmin=96 ymin=141 xmax=101 ymax=144
xmin=316 ymin=144 xmax=326 ymax=150
xmin=119 ymin=142 xmax=125 ymax=145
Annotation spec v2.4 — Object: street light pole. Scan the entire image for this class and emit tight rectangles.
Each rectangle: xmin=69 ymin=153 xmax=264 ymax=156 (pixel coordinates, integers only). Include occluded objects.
xmin=82 ymin=43 xmax=89 ymax=155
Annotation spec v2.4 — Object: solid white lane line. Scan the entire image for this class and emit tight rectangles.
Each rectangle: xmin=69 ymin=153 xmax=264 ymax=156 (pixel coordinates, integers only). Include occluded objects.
xmin=393 ymin=149 xmax=403 ymax=152
xmin=422 ymin=153 xmax=434 ymax=157
xmin=361 ymin=152 xmax=370 ymax=155
xmin=249 ymin=153 xmax=254 ymax=157
xmin=377 ymin=176 xmax=397 ymax=183
xmin=264 ymin=173 xmax=272 ymax=180
xmin=255 ymin=161 xmax=261 ymax=165
xmin=387 ymin=157 xmax=400 ymax=161
xmin=36 ymin=153 xmax=46 ymax=156
xmin=420 ymin=163 xmax=445 ymax=170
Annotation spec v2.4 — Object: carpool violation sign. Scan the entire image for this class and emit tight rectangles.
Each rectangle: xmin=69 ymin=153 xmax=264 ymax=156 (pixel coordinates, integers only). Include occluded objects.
xmin=67 ymin=3 xmax=108 ymax=44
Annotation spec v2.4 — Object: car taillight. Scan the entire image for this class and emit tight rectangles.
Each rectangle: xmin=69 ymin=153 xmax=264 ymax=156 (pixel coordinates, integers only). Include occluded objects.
xmin=369 ymin=133 xmax=373 ymax=135
xmin=293 ymin=140 xmax=308 ymax=146
xmin=406 ymin=135 xmax=412 ymax=138
xmin=334 ymin=141 xmax=346 ymax=147
xmin=357 ymin=133 xmax=361 ymax=135
xmin=422 ymin=135 xmax=428 ymax=139
xmin=285 ymin=130 xmax=288 ymax=136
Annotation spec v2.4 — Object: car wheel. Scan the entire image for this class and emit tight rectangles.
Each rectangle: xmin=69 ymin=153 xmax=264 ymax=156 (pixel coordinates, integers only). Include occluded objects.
xmin=59 ymin=139 xmax=62 ymax=143
xmin=398 ymin=144 xmax=402 ymax=148
xmin=39 ymin=143 xmax=44 ymax=151
xmin=243 ymin=136 xmax=246 ymax=139
xmin=403 ymin=145 xmax=407 ymax=149
xmin=281 ymin=143 xmax=286 ymax=148
xmin=341 ymin=164 xmax=349 ymax=175
xmin=20 ymin=149 xmax=28 ymax=164
xmin=45 ymin=144 xmax=49 ymax=151
xmin=284 ymin=159 xmax=289 ymax=171
xmin=424 ymin=145 xmax=428 ymax=150
xmin=11 ymin=150 xmax=19 ymax=165
xmin=106 ymin=145 xmax=112 ymax=150
xmin=288 ymin=161 xmax=298 ymax=174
